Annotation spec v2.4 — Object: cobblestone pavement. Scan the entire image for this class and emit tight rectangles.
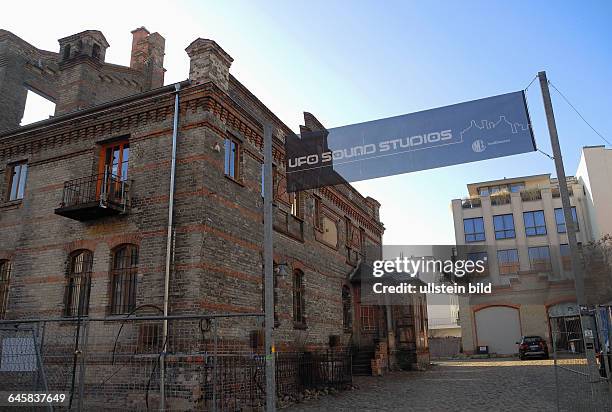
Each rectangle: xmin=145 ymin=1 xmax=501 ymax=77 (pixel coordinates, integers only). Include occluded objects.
xmin=286 ymin=358 xmax=611 ymax=412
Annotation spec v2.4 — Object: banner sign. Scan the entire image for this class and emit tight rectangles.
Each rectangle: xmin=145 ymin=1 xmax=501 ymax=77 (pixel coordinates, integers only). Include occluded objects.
xmin=286 ymin=91 xmax=535 ymax=192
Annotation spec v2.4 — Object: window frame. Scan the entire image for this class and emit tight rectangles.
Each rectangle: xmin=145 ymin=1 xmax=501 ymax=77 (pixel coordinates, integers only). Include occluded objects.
xmin=523 ymin=210 xmax=547 ymax=237
xmin=560 ymin=243 xmax=572 ymax=271
xmin=0 ymin=260 xmax=11 ymax=319
xmin=292 ymin=269 xmax=306 ymax=328
xmin=528 ymin=246 xmax=552 ymax=272
xmin=493 ymin=214 xmax=516 ymax=240
xmin=64 ymin=250 xmax=93 ymax=317
xmin=7 ymin=161 xmax=28 ymax=201
xmin=554 ymin=207 xmax=579 ymax=233
xmin=463 ymin=217 xmax=485 ymax=243
xmin=342 ymin=285 xmax=352 ymax=332
xmin=497 ymin=249 xmax=520 ymax=275
xmin=224 ymin=136 xmax=241 ymax=181
xmin=109 ymin=244 xmax=138 ymax=315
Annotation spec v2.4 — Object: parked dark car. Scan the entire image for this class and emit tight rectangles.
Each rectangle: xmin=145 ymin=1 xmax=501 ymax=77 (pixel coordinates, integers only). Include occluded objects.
xmin=516 ymin=336 xmax=549 ymax=360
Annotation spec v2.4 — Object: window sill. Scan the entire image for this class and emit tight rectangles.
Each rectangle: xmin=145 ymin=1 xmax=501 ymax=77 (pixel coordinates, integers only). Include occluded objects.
xmin=293 ymin=322 xmax=308 ymax=330
xmin=224 ymin=174 xmax=245 ymax=187
xmin=0 ymin=199 xmax=23 ymax=210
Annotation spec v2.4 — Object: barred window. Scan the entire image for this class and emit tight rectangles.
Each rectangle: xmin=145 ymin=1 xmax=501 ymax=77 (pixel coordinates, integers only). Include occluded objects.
xmin=360 ymin=305 xmax=377 ymax=333
xmin=0 ymin=260 xmax=11 ymax=319
xmin=293 ymin=269 xmax=306 ymax=327
xmin=65 ymin=250 xmax=93 ymax=317
xmin=110 ymin=244 xmax=138 ymax=315
xmin=342 ymin=286 xmax=352 ymax=332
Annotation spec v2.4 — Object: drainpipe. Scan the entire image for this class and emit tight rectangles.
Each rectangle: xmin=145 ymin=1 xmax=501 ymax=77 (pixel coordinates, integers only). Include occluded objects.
xmin=161 ymin=82 xmax=182 ymax=410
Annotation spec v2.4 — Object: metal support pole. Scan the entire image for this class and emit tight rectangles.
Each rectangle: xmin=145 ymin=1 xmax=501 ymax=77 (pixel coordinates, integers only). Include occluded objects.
xmin=263 ymin=123 xmax=276 ymax=411
xmin=538 ymin=70 xmax=598 ymax=379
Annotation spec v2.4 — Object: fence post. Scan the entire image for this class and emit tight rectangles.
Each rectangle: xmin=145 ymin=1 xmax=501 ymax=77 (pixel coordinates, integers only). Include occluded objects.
xmin=212 ymin=318 xmax=218 ymax=412
xmin=77 ymin=320 xmax=89 ymax=412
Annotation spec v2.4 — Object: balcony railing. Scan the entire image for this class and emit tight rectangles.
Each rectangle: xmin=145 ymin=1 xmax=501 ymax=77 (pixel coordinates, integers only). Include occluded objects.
xmin=55 ymin=172 xmax=130 ymax=221
xmin=490 ymin=193 xmax=511 ymax=206
xmin=552 ymin=187 xmax=574 ymax=198
xmin=461 ymin=197 xmax=482 ymax=209
xmin=520 ymin=188 xmax=542 ymax=201
xmin=273 ymin=207 xmax=304 ymax=241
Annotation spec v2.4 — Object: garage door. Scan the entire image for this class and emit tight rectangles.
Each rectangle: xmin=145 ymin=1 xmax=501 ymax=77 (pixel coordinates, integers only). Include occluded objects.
xmin=475 ymin=306 xmax=521 ymax=355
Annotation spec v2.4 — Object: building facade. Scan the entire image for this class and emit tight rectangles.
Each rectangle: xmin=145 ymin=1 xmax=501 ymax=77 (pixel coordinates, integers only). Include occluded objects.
xmin=576 ymin=145 xmax=612 ymax=240
xmin=0 ymin=28 xmax=428 ymax=380
xmin=451 ymin=174 xmax=590 ymax=355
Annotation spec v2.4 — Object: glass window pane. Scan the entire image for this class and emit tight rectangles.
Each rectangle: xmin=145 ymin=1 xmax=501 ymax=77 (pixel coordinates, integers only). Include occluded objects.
xmin=9 ymin=164 xmax=20 ymax=200
xmin=474 ymin=218 xmax=484 ymax=232
xmin=17 ymin=164 xmax=27 ymax=199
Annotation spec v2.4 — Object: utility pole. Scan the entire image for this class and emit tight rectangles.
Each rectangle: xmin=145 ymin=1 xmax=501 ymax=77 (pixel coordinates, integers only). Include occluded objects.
xmin=263 ymin=123 xmax=276 ymax=411
xmin=538 ymin=71 xmax=598 ymax=378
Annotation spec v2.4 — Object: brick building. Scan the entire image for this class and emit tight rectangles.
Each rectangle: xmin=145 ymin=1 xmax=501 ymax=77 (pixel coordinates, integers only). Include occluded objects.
xmin=0 ymin=26 xmax=428 ymax=382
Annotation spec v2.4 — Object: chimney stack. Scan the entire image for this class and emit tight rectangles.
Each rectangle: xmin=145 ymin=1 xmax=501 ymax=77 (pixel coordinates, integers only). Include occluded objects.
xmin=130 ymin=27 xmax=165 ymax=89
xmin=185 ymin=38 xmax=233 ymax=91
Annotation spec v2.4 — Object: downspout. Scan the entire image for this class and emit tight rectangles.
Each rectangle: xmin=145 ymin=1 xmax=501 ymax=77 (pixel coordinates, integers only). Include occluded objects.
xmin=161 ymin=82 xmax=182 ymax=410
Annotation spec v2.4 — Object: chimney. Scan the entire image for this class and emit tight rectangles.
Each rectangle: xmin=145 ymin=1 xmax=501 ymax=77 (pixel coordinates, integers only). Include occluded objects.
xmin=185 ymin=38 xmax=233 ymax=91
xmin=130 ymin=27 xmax=165 ymax=89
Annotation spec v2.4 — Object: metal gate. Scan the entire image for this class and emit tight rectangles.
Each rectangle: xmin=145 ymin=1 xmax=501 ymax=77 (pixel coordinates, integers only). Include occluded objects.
xmin=550 ymin=306 xmax=612 ymax=411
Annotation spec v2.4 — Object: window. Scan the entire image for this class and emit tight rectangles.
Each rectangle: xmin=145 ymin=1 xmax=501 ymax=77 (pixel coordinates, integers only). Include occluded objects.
xmin=99 ymin=140 xmax=129 ymax=181
xmin=110 ymin=244 xmax=138 ymax=315
xmin=479 ymin=187 xmax=489 ymax=196
xmin=63 ymin=44 xmax=71 ymax=60
xmin=292 ymin=269 xmax=306 ymax=326
xmin=467 ymin=252 xmax=489 ymax=275
xmin=65 ymin=250 xmax=93 ymax=317
xmin=224 ymin=137 xmax=240 ymax=180
xmin=7 ymin=162 xmax=28 ymax=201
xmin=523 ymin=210 xmax=546 ymax=236
xmin=560 ymin=244 xmax=572 ymax=271
xmin=342 ymin=286 xmax=352 ymax=332
xmin=464 ymin=217 xmax=485 ymax=242
xmin=497 ymin=249 xmax=519 ymax=275
xmin=555 ymin=207 xmax=579 ymax=233
xmin=528 ymin=246 xmax=551 ymax=271
xmin=360 ymin=306 xmax=377 ymax=332
xmin=510 ymin=183 xmax=525 ymax=193
xmin=92 ymin=43 xmax=101 ymax=60
xmin=0 ymin=260 xmax=11 ymax=319
xmin=493 ymin=214 xmax=515 ymax=239
xmin=290 ymin=192 xmax=304 ymax=219
xmin=313 ymin=196 xmax=322 ymax=229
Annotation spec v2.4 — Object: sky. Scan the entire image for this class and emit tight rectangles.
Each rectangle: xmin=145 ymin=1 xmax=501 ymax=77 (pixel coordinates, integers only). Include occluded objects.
xmin=3 ymin=1 xmax=611 ymax=245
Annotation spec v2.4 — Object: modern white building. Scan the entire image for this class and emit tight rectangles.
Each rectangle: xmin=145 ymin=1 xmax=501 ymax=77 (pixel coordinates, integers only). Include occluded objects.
xmin=451 ymin=174 xmax=590 ymax=355
xmin=576 ymin=145 xmax=612 ymax=240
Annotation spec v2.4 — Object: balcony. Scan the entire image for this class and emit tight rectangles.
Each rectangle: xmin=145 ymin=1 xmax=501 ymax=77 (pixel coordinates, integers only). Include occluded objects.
xmin=461 ymin=197 xmax=482 ymax=209
xmin=552 ymin=187 xmax=574 ymax=198
xmin=520 ymin=188 xmax=542 ymax=202
xmin=490 ymin=192 xmax=511 ymax=206
xmin=55 ymin=173 xmax=130 ymax=221
xmin=273 ymin=206 xmax=304 ymax=241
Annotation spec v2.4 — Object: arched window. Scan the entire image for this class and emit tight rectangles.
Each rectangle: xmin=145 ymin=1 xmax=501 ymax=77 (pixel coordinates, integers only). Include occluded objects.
xmin=110 ymin=244 xmax=138 ymax=314
xmin=65 ymin=250 xmax=93 ymax=317
xmin=0 ymin=260 xmax=11 ymax=319
xmin=342 ymin=285 xmax=352 ymax=332
xmin=292 ymin=269 xmax=306 ymax=326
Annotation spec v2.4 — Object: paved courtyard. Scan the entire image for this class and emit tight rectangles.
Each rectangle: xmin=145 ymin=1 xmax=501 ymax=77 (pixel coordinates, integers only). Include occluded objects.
xmin=286 ymin=358 xmax=610 ymax=412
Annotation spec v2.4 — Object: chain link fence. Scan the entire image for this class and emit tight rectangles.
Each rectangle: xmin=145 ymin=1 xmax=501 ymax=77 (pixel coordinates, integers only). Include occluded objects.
xmin=0 ymin=313 xmax=352 ymax=411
